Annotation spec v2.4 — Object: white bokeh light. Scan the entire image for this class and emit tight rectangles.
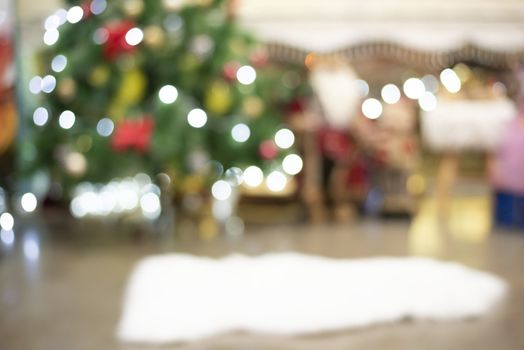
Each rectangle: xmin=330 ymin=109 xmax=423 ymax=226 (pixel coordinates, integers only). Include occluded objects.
xmin=211 ymin=180 xmax=232 ymax=201
xmin=44 ymin=14 xmax=60 ymax=30
xmin=43 ymin=29 xmax=59 ymax=45
xmin=354 ymin=79 xmax=369 ymax=96
xmin=23 ymin=236 xmax=40 ymax=261
xmin=274 ymin=128 xmax=295 ymax=149
xmin=440 ymin=68 xmax=462 ymax=93
xmin=90 ymin=0 xmax=107 ymax=15
xmin=125 ymin=27 xmax=144 ymax=46
xmin=96 ymin=118 xmax=114 ymax=137
xmin=419 ymin=92 xmax=438 ymax=111
xmin=0 ymin=229 xmax=14 ymax=246
xmin=231 ymin=123 xmax=250 ymax=143
xmin=225 ymin=167 xmax=243 ymax=186
xmin=422 ymin=74 xmax=439 ymax=93
xmin=0 ymin=212 xmax=14 ymax=231
xmin=236 ymin=65 xmax=256 ymax=85
xmin=266 ymin=171 xmax=287 ymax=192
xmin=29 ymin=76 xmax=42 ymax=94
xmin=66 ymin=6 xmax=84 ymax=24
xmin=381 ymin=84 xmax=401 ymax=104
xmin=361 ymin=98 xmax=383 ymax=119
xmin=51 ymin=55 xmax=67 ymax=72
xmin=21 ymin=193 xmax=38 ymax=213
xmin=33 ymin=107 xmax=49 ymax=126
xmin=59 ymin=110 xmax=76 ymax=129
xmin=140 ymin=193 xmax=161 ymax=218
xmin=159 ymin=85 xmax=178 ymax=104
xmin=282 ymin=154 xmax=303 ymax=175
xmin=54 ymin=9 xmax=68 ymax=25
xmin=187 ymin=108 xmax=207 ymax=128
xmin=403 ymin=78 xmax=425 ymax=99
xmin=93 ymin=28 xmax=109 ymax=44
xmin=243 ymin=166 xmax=263 ymax=187
xmin=41 ymin=75 xmax=56 ymax=93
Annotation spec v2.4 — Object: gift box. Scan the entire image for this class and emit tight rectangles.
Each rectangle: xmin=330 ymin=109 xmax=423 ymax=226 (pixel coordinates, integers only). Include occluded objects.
xmin=493 ymin=191 xmax=524 ymax=229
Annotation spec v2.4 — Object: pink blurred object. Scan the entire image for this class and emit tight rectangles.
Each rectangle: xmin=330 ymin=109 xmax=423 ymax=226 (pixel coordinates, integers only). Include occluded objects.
xmin=491 ymin=117 xmax=524 ymax=194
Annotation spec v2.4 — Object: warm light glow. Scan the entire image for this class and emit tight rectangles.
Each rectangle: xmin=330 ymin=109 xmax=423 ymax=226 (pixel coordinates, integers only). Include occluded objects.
xmin=362 ymin=98 xmax=383 ymax=119
xmin=274 ymin=128 xmax=295 ymax=149
xmin=282 ymin=154 xmax=303 ymax=175
xmin=381 ymin=84 xmax=401 ymax=104
xmin=243 ymin=166 xmax=263 ymax=187
xmin=187 ymin=108 xmax=207 ymax=128
xmin=440 ymin=68 xmax=461 ymax=93
xmin=33 ymin=107 xmax=49 ymax=126
xmin=125 ymin=27 xmax=144 ymax=46
xmin=59 ymin=110 xmax=76 ymax=129
xmin=403 ymin=78 xmax=425 ymax=99
xmin=266 ymin=171 xmax=287 ymax=192
xmin=212 ymin=180 xmax=232 ymax=201
xmin=231 ymin=123 xmax=250 ymax=143
xmin=159 ymin=85 xmax=178 ymax=104
xmin=236 ymin=65 xmax=256 ymax=85
xmin=21 ymin=193 xmax=38 ymax=213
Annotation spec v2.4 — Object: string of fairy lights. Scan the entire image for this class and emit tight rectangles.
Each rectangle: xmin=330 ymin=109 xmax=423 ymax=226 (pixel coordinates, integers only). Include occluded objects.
xmin=2 ymin=0 xmax=485 ymax=242
xmin=19 ymin=1 xmax=305 ymax=227
xmin=359 ymin=68 xmax=462 ymax=120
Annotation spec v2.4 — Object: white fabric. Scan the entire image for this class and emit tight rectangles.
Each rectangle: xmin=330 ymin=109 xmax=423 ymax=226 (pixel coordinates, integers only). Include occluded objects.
xmin=421 ymin=98 xmax=516 ymax=152
xmin=117 ymin=253 xmax=506 ymax=344
xmin=309 ymin=65 xmax=361 ymax=128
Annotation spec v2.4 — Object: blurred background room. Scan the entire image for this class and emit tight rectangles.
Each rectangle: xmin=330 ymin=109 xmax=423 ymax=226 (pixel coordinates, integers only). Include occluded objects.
xmin=1 ymin=0 xmax=524 ymax=349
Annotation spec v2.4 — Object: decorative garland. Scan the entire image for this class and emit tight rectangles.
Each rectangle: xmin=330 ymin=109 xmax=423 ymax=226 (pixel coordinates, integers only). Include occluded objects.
xmin=265 ymin=41 xmax=524 ymax=70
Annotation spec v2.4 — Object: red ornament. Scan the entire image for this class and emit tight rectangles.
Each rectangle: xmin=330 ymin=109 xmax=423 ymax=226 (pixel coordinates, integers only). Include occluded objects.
xmin=112 ymin=116 xmax=154 ymax=153
xmin=259 ymin=140 xmax=279 ymax=160
xmin=222 ymin=61 xmax=240 ymax=81
xmin=103 ymin=21 xmax=137 ymax=61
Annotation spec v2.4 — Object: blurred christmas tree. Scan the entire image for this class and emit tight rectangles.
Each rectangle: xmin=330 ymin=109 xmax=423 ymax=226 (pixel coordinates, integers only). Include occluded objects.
xmin=25 ymin=0 xmax=309 ymax=199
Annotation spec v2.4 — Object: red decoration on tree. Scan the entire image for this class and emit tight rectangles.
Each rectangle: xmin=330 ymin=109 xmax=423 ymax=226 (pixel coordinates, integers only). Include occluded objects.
xmin=259 ymin=140 xmax=279 ymax=160
xmin=222 ymin=61 xmax=240 ymax=81
xmin=103 ymin=21 xmax=137 ymax=61
xmin=112 ymin=116 xmax=154 ymax=153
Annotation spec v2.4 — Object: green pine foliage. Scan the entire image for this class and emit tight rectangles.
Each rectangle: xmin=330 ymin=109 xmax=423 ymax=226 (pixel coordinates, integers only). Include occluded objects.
xmin=26 ymin=0 xmax=309 ymax=196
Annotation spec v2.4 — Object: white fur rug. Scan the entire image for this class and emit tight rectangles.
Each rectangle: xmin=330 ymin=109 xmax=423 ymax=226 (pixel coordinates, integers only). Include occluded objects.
xmin=117 ymin=253 xmax=506 ymax=344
